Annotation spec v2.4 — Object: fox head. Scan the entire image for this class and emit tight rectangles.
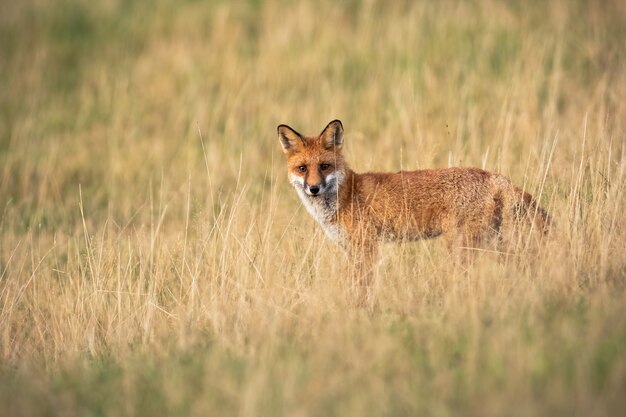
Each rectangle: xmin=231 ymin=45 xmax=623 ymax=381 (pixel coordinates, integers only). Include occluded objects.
xmin=277 ymin=120 xmax=347 ymax=197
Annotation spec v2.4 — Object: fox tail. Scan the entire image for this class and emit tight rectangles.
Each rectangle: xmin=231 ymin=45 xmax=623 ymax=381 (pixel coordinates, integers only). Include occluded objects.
xmin=513 ymin=187 xmax=552 ymax=234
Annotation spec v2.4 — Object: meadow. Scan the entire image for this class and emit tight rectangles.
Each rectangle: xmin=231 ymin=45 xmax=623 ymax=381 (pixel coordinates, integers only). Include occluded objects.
xmin=0 ymin=0 xmax=625 ymax=415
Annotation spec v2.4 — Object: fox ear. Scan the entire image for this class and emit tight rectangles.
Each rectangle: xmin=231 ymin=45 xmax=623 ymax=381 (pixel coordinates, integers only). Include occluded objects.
xmin=320 ymin=120 xmax=343 ymax=151
xmin=278 ymin=124 xmax=304 ymax=154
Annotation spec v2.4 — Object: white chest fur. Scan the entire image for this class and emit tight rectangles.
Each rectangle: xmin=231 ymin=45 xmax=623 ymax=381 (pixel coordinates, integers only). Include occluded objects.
xmin=294 ymin=187 xmax=347 ymax=244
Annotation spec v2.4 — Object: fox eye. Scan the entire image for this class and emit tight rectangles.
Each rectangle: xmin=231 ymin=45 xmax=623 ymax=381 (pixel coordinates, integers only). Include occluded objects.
xmin=320 ymin=164 xmax=330 ymax=171
xmin=298 ymin=165 xmax=307 ymax=172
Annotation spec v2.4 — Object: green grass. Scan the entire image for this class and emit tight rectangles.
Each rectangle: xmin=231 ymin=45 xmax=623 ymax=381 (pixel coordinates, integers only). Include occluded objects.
xmin=1 ymin=0 xmax=625 ymax=416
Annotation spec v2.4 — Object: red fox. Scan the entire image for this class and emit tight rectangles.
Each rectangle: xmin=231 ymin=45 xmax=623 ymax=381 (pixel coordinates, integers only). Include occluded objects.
xmin=278 ymin=120 xmax=550 ymax=298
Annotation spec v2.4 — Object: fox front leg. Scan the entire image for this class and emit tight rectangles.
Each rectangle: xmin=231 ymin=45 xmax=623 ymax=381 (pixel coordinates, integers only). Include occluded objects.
xmin=347 ymin=240 xmax=379 ymax=309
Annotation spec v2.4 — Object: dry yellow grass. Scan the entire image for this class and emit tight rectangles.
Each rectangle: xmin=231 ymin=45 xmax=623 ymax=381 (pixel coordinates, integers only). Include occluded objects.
xmin=0 ymin=0 xmax=625 ymax=416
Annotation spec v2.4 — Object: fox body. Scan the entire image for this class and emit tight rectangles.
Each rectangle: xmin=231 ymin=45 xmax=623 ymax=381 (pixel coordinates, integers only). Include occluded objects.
xmin=278 ymin=120 xmax=550 ymax=305
xmin=278 ymin=120 xmax=549 ymax=254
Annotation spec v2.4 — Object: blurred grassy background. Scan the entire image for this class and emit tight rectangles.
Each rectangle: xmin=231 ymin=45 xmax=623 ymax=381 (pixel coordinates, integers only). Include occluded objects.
xmin=1 ymin=0 xmax=625 ymax=416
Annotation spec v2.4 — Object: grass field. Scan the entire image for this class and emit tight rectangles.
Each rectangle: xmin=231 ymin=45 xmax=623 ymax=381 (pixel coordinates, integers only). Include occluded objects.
xmin=1 ymin=0 xmax=625 ymax=415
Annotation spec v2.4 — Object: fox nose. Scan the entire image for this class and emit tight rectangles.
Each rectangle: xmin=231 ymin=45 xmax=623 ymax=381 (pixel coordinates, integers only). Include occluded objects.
xmin=309 ymin=185 xmax=320 ymax=195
